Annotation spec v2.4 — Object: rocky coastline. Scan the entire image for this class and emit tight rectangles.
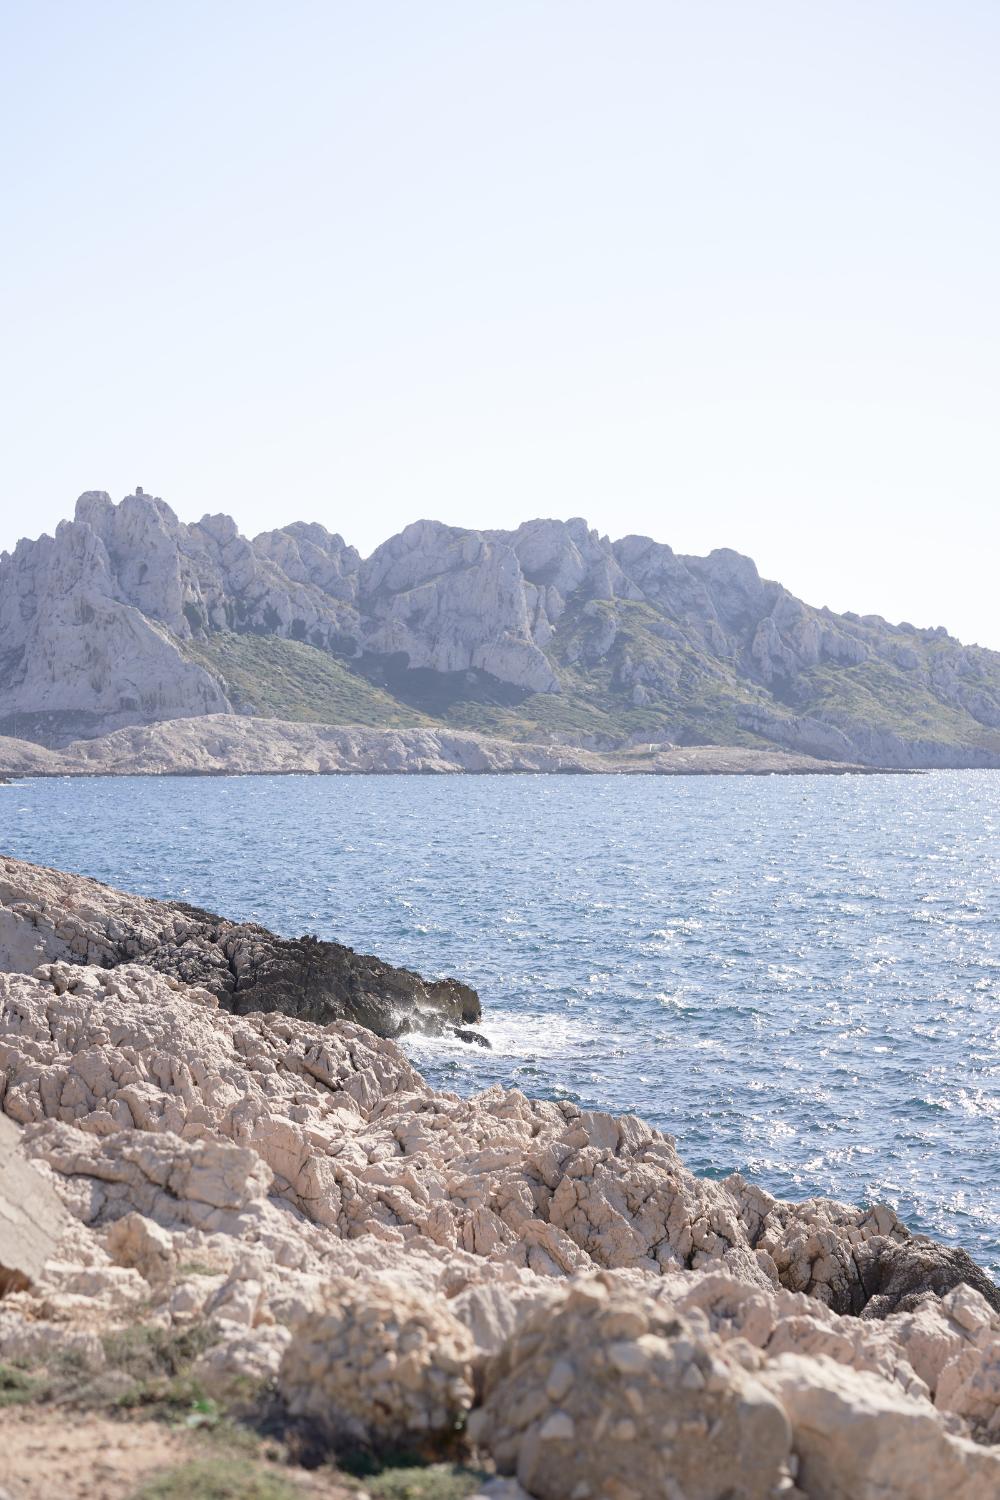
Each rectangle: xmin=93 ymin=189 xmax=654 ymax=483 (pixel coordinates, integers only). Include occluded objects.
xmin=0 ymin=857 xmax=483 ymax=1047
xmin=0 ymin=716 xmax=887 ymax=779
xmin=1 ymin=857 xmax=999 ymax=1499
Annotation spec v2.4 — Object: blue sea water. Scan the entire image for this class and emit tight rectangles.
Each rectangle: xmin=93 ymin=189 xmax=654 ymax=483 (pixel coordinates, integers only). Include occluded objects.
xmin=2 ymin=770 xmax=998 ymax=1274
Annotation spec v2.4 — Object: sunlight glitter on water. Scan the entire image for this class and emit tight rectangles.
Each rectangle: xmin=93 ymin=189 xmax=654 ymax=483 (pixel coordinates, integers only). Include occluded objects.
xmin=3 ymin=768 xmax=999 ymax=1273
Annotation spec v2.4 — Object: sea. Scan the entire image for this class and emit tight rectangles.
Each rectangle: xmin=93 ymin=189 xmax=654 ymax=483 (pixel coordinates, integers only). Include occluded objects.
xmin=3 ymin=770 xmax=998 ymax=1274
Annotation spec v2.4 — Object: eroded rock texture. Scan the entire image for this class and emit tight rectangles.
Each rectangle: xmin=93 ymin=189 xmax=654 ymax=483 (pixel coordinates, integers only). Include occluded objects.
xmin=0 ymin=855 xmax=480 ymax=1042
xmin=0 ymin=860 xmax=998 ymax=1498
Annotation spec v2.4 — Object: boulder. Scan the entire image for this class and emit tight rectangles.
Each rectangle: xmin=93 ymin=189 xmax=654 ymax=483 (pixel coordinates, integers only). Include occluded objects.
xmin=470 ymin=1275 xmax=793 ymax=1500
xmin=0 ymin=1114 xmax=67 ymax=1293
xmin=761 ymin=1353 xmax=1000 ymax=1499
xmin=279 ymin=1277 xmax=476 ymax=1447
xmin=856 ymin=1235 xmax=1000 ymax=1318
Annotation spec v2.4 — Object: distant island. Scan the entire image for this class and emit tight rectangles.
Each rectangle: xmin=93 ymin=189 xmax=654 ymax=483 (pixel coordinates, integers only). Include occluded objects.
xmin=1 ymin=488 xmax=998 ymax=771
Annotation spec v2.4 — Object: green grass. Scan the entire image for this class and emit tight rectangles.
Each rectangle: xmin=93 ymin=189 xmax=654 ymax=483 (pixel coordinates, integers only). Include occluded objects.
xmin=798 ymin=658 xmax=1000 ymax=750
xmin=176 ymin=594 xmax=1000 ymax=765
xmin=340 ymin=1459 xmax=489 ymax=1499
xmin=184 ymin=634 xmax=431 ymax=729
xmin=129 ymin=1457 xmax=301 ymax=1500
xmin=0 ymin=1318 xmax=226 ymax=1416
xmin=365 ymin=1466 xmax=487 ymax=1499
xmin=0 ymin=1362 xmax=40 ymax=1405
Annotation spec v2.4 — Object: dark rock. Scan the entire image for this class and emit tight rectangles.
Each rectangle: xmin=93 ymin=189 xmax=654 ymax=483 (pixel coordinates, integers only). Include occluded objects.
xmin=107 ymin=899 xmax=481 ymax=1042
xmin=855 ymin=1235 xmax=1000 ymax=1319
xmin=452 ymin=1025 xmax=492 ymax=1048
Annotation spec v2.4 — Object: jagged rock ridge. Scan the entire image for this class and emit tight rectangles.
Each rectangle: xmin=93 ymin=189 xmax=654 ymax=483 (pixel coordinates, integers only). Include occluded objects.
xmin=0 ymin=856 xmax=481 ymax=1045
xmin=2 ymin=490 xmax=999 ymax=767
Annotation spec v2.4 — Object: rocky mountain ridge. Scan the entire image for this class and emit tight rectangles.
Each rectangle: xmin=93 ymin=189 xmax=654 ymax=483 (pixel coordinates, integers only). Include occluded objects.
xmin=2 ymin=489 xmax=999 ymax=767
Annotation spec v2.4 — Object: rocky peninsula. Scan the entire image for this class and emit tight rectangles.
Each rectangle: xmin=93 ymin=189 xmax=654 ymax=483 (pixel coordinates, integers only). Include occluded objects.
xmin=0 ymin=716 xmax=874 ymax=779
xmin=1 ymin=856 xmax=999 ymax=1499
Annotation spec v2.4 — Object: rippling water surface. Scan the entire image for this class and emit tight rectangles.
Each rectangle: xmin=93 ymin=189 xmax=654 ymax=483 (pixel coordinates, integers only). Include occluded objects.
xmin=3 ymin=771 xmax=998 ymax=1272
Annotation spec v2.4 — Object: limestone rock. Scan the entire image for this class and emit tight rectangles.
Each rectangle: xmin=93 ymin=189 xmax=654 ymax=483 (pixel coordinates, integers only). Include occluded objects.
xmin=279 ymin=1277 xmax=476 ymax=1446
xmin=3 ymin=489 xmax=1000 ymax=767
xmin=471 ymin=1275 xmax=793 ymax=1500
xmin=1 ymin=859 xmax=999 ymax=1495
xmin=0 ymin=717 xmax=866 ymax=777
xmin=760 ymin=1353 xmax=1000 ymax=1499
xmin=0 ymin=1114 xmax=68 ymax=1293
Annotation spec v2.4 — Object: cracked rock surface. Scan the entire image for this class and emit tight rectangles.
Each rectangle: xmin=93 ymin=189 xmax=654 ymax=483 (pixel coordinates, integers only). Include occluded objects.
xmin=0 ymin=853 xmax=481 ymax=1042
xmin=1 ymin=857 xmax=998 ymax=1498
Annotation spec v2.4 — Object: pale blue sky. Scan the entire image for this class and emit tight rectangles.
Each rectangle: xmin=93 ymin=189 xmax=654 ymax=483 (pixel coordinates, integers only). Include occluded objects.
xmin=2 ymin=1 xmax=998 ymax=644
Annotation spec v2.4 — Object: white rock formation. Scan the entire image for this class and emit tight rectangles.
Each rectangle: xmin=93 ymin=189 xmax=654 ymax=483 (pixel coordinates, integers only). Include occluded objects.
xmin=0 ymin=513 xmax=228 ymax=730
xmin=0 ymin=858 xmax=998 ymax=1496
xmin=360 ymin=521 xmax=558 ymax=692
xmin=279 ymin=1277 xmax=477 ymax=1446
xmin=469 ymin=1275 xmax=795 ymax=1500
xmin=0 ymin=715 xmax=864 ymax=777
xmin=3 ymin=489 xmax=1000 ymax=765
xmin=0 ymin=1113 xmax=69 ymax=1293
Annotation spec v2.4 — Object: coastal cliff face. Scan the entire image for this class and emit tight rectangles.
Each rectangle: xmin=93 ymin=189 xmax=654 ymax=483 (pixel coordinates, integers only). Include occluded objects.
xmin=1 ymin=858 xmax=999 ymax=1498
xmin=2 ymin=490 xmax=1000 ymax=768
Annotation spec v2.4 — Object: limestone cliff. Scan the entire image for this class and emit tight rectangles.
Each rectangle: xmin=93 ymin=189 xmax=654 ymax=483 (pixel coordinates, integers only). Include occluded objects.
xmin=2 ymin=489 xmax=999 ymax=768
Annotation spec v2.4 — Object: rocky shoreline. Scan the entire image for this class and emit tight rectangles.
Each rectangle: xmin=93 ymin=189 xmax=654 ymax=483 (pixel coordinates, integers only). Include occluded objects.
xmin=0 ymin=715 xmax=893 ymax=779
xmin=1 ymin=857 xmax=999 ymax=1499
xmin=0 ymin=857 xmax=484 ymax=1047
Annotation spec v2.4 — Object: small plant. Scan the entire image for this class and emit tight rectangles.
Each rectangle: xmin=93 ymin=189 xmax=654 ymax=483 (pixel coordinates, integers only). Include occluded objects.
xmin=114 ymin=1372 xmax=211 ymax=1417
xmin=102 ymin=1319 xmax=220 ymax=1382
xmin=0 ymin=1362 xmax=39 ymax=1406
xmin=336 ymin=1451 xmax=489 ymax=1500
xmin=364 ymin=1464 xmax=490 ymax=1500
xmin=129 ymin=1456 xmax=302 ymax=1500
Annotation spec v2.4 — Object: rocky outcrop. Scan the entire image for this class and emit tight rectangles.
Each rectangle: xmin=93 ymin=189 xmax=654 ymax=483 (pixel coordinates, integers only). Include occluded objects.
xmin=469 ymin=1276 xmax=795 ymax=1499
xmin=0 ymin=716 xmax=871 ymax=777
xmin=3 ymin=490 xmax=1000 ymax=767
xmin=0 ymin=860 xmax=998 ymax=1495
xmin=279 ymin=1277 xmax=477 ymax=1447
xmin=0 ymin=855 xmax=481 ymax=1043
xmin=0 ymin=510 xmax=229 ymax=738
xmin=0 ymin=1113 xmax=68 ymax=1294
xmin=760 ymin=1356 xmax=1000 ymax=1500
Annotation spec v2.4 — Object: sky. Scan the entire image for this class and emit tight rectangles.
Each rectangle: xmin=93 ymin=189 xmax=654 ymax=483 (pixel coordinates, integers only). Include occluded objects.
xmin=2 ymin=1 xmax=998 ymax=646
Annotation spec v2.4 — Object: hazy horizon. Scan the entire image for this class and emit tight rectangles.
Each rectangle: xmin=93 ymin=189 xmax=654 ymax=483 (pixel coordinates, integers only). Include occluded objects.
xmin=3 ymin=1 xmax=998 ymax=646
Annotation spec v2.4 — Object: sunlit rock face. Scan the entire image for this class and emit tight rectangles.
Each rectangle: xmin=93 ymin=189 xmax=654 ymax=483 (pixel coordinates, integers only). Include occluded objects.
xmin=3 ymin=488 xmax=1000 ymax=765
xmin=1 ymin=856 xmax=999 ymax=1495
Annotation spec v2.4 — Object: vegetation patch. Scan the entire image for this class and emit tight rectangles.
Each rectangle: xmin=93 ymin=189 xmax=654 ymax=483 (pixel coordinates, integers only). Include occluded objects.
xmin=129 ymin=1455 xmax=303 ymax=1500
xmin=184 ymin=634 xmax=431 ymax=729
xmin=102 ymin=1320 xmax=221 ymax=1381
xmin=0 ymin=1361 xmax=40 ymax=1405
xmin=339 ymin=1457 xmax=489 ymax=1500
